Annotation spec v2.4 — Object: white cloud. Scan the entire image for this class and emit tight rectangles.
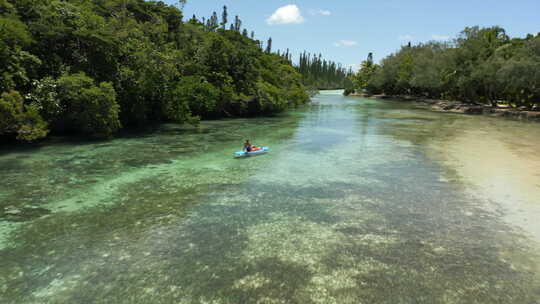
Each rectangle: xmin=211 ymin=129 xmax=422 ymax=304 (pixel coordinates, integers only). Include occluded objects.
xmin=432 ymin=34 xmax=451 ymax=41
xmin=310 ymin=9 xmax=331 ymax=16
xmin=319 ymin=9 xmax=331 ymax=16
xmin=267 ymin=5 xmax=305 ymax=25
xmin=334 ymin=40 xmax=358 ymax=47
xmin=398 ymin=35 xmax=414 ymax=41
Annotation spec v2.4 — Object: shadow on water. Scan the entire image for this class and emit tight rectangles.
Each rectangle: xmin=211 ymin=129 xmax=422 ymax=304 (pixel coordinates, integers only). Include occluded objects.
xmin=17 ymin=175 xmax=536 ymax=303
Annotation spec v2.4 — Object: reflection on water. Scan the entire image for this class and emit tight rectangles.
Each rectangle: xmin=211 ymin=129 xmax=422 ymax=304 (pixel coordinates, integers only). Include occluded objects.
xmin=1 ymin=91 xmax=540 ymax=303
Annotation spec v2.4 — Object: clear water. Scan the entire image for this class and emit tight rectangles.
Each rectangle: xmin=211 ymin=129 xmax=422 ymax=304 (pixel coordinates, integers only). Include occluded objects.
xmin=1 ymin=91 xmax=540 ymax=303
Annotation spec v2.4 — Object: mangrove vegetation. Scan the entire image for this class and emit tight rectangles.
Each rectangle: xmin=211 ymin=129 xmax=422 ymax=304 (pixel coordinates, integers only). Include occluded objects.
xmin=346 ymin=26 xmax=540 ymax=110
xmin=0 ymin=0 xmax=313 ymax=142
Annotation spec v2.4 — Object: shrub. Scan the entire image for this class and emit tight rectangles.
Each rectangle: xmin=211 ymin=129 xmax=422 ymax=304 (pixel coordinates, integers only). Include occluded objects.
xmin=0 ymin=90 xmax=48 ymax=141
xmin=57 ymin=73 xmax=121 ymax=138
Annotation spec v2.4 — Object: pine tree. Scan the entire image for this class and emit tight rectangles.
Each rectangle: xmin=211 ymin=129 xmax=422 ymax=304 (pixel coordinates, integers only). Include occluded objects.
xmin=242 ymin=29 xmax=248 ymax=37
xmin=266 ymin=37 xmax=272 ymax=53
xmin=221 ymin=6 xmax=228 ymax=30
xmin=234 ymin=15 xmax=242 ymax=32
xmin=296 ymin=51 xmax=353 ymax=89
xmin=209 ymin=11 xmax=218 ymax=30
xmin=251 ymin=31 xmax=255 ymax=39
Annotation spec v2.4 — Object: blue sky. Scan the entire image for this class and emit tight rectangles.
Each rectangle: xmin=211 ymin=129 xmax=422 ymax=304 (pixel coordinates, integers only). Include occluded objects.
xmin=165 ymin=0 xmax=540 ymax=69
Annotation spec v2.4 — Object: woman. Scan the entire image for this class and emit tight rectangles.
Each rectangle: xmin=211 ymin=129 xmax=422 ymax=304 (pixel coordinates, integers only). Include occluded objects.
xmin=243 ymin=139 xmax=253 ymax=152
xmin=243 ymin=140 xmax=261 ymax=152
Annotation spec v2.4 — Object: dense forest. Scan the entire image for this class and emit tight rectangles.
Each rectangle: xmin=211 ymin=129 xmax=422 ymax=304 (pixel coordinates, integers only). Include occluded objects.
xmin=266 ymin=48 xmax=351 ymax=90
xmin=297 ymin=52 xmax=353 ymax=90
xmin=346 ymin=26 xmax=540 ymax=110
xmin=0 ymin=0 xmax=311 ymax=142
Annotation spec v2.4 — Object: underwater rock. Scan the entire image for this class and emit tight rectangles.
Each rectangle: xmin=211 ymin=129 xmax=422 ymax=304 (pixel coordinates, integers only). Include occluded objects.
xmin=1 ymin=206 xmax=51 ymax=222
xmin=463 ymin=106 xmax=484 ymax=114
xmin=5 ymin=207 xmax=22 ymax=215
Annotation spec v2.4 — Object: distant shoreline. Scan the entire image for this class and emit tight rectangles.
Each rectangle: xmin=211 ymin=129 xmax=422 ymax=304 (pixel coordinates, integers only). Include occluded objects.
xmin=349 ymin=93 xmax=540 ymax=122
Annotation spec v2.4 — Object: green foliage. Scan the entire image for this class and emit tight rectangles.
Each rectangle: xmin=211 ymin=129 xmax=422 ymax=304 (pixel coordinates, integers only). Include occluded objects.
xmin=297 ymin=52 xmax=352 ymax=89
xmin=0 ymin=1 xmax=310 ymax=142
xmin=16 ymin=103 xmax=49 ymax=141
xmin=287 ymin=86 xmax=310 ymax=106
xmin=347 ymin=53 xmax=379 ymax=95
xmin=27 ymin=77 xmax=60 ymax=121
xmin=497 ymin=59 xmax=540 ymax=108
xmin=0 ymin=91 xmax=22 ymax=134
xmin=0 ymin=90 xmax=48 ymax=141
xmin=171 ymin=76 xmax=219 ymax=119
xmin=255 ymin=81 xmax=287 ymax=113
xmin=56 ymin=73 xmax=121 ymax=138
xmin=0 ymin=16 xmax=40 ymax=92
xmin=0 ymin=17 xmax=31 ymax=46
xmin=363 ymin=27 xmax=540 ymax=109
xmin=0 ymin=0 xmax=15 ymax=15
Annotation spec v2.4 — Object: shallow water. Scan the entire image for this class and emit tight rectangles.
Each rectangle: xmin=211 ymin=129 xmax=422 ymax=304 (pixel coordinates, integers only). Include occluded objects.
xmin=1 ymin=91 xmax=540 ymax=303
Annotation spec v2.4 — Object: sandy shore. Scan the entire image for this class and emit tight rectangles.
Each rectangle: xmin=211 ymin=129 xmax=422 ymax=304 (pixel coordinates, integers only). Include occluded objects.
xmin=351 ymin=93 xmax=540 ymax=122
xmin=429 ymin=128 xmax=540 ymax=243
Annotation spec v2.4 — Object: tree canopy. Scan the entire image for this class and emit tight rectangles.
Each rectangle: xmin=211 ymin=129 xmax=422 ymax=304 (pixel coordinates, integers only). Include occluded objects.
xmin=297 ymin=52 xmax=353 ymax=90
xmin=346 ymin=26 xmax=540 ymax=110
xmin=0 ymin=0 xmax=311 ymax=142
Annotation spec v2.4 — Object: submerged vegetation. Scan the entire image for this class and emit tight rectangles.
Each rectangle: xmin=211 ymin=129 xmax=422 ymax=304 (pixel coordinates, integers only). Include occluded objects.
xmin=0 ymin=0 xmax=312 ymax=142
xmin=2 ymin=92 xmax=540 ymax=303
xmin=346 ymin=27 xmax=540 ymax=110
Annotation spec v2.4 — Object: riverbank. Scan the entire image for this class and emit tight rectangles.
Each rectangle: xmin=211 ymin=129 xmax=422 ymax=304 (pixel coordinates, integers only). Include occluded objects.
xmin=350 ymin=93 xmax=540 ymax=121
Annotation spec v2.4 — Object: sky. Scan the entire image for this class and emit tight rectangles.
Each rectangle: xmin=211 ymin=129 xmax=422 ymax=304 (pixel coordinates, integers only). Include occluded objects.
xmin=165 ymin=0 xmax=540 ymax=70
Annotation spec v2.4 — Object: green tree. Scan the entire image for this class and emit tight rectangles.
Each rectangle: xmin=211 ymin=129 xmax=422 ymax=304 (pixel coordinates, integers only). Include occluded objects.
xmin=0 ymin=90 xmax=48 ymax=141
xmin=221 ymin=5 xmax=227 ymax=30
xmin=497 ymin=59 xmax=540 ymax=109
xmin=57 ymin=73 xmax=121 ymax=138
xmin=169 ymin=76 xmax=219 ymax=119
xmin=364 ymin=26 xmax=540 ymax=108
xmin=0 ymin=1 xmax=312 ymax=142
xmin=0 ymin=16 xmax=40 ymax=92
xmin=265 ymin=37 xmax=272 ymax=53
xmin=350 ymin=53 xmax=379 ymax=94
xmin=27 ymin=77 xmax=61 ymax=122
xmin=234 ymin=15 xmax=241 ymax=32
xmin=298 ymin=51 xmax=352 ymax=90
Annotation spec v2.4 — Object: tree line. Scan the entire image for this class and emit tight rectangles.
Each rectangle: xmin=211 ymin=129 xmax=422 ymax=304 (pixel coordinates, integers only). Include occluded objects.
xmin=346 ymin=26 xmax=540 ymax=110
xmin=0 ymin=0 xmax=310 ymax=142
xmin=297 ymin=52 xmax=353 ymax=90
xmin=198 ymin=6 xmax=353 ymax=90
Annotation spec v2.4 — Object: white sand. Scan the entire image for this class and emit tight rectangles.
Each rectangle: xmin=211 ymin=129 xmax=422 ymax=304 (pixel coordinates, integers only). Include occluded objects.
xmin=431 ymin=128 xmax=540 ymax=243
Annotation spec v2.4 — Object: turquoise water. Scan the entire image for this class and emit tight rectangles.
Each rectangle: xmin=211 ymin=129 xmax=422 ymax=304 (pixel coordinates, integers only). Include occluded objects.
xmin=1 ymin=91 xmax=539 ymax=303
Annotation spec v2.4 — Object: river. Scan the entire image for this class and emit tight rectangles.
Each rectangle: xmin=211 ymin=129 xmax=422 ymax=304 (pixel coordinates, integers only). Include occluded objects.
xmin=1 ymin=90 xmax=539 ymax=303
